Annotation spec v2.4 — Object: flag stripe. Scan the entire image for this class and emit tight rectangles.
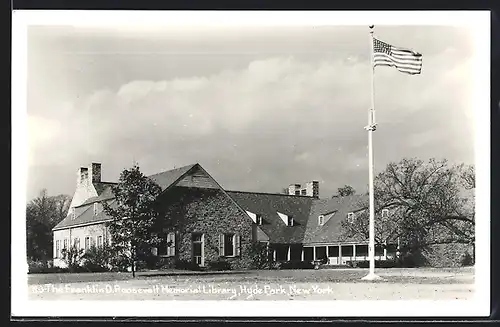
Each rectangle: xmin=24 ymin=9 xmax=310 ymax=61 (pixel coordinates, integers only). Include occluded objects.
xmin=374 ymin=54 xmax=422 ymax=67
xmin=372 ymin=37 xmax=422 ymax=75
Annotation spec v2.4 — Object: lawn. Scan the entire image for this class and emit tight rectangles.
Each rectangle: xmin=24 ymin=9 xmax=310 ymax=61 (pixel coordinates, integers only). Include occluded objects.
xmin=28 ymin=267 xmax=474 ymax=301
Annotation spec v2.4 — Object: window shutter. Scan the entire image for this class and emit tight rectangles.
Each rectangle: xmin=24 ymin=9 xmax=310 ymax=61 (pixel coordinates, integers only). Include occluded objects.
xmin=219 ymin=234 xmax=224 ymax=256
xmin=171 ymin=232 xmax=176 ymax=256
xmin=235 ymin=234 xmax=241 ymax=257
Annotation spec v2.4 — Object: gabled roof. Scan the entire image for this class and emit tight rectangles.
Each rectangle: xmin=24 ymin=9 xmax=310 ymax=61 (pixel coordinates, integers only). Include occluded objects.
xmin=53 ymin=199 xmax=118 ymax=230
xmin=54 ymin=164 xmax=198 ymax=230
xmin=75 ymin=164 xmax=197 ymax=208
xmin=226 ymin=191 xmax=314 ymax=243
xmin=303 ymin=195 xmax=368 ymax=244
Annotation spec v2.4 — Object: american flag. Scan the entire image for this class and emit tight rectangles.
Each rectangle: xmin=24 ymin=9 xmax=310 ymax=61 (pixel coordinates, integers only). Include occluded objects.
xmin=373 ymin=38 xmax=423 ymax=75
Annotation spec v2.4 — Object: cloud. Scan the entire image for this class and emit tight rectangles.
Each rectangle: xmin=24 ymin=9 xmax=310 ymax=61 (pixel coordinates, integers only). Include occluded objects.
xmin=26 ymin=37 xmax=475 ymax=200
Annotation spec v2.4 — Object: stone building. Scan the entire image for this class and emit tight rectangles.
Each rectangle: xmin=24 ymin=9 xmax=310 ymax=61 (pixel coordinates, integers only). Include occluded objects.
xmin=52 ymin=162 xmax=395 ymax=269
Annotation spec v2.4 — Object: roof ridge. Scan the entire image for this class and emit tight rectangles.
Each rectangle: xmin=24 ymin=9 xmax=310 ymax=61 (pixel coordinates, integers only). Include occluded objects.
xmin=226 ymin=190 xmax=316 ymax=198
xmin=147 ymin=163 xmax=197 ymax=179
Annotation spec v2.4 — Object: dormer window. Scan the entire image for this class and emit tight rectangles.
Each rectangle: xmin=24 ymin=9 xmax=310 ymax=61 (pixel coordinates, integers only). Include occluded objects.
xmin=256 ymin=215 xmax=263 ymax=225
xmin=347 ymin=212 xmax=354 ymax=223
xmin=318 ymin=215 xmax=324 ymax=226
xmin=288 ymin=216 xmax=294 ymax=226
xmin=93 ymin=203 xmax=98 ymax=216
xmin=381 ymin=209 xmax=389 ymax=218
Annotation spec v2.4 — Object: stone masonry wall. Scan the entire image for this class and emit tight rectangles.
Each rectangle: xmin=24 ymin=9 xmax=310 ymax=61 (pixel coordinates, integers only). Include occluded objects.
xmin=160 ymin=187 xmax=254 ymax=270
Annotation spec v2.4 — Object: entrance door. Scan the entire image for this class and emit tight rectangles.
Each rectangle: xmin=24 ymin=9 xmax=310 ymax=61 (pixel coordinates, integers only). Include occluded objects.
xmin=192 ymin=233 xmax=204 ymax=266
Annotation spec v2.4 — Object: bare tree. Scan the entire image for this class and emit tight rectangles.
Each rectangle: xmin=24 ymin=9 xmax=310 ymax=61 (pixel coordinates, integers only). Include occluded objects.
xmin=339 ymin=158 xmax=475 ymax=256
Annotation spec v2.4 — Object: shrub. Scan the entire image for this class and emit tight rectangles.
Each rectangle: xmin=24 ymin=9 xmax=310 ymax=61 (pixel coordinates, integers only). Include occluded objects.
xmin=280 ymin=260 xmax=314 ymax=270
xmin=81 ymin=245 xmax=113 ymax=272
xmin=208 ymin=258 xmax=232 ymax=271
xmin=270 ymin=261 xmax=282 ymax=270
xmin=109 ymin=254 xmax=132 ymax=272
xmin=461 ymin=251 xmax=474 ymax=267
xmin=60 ymin=245 xmax=84 ymax=272
xmin=174 ymin=259 xmax=203 ymax=271
xmin=27 ymin=259 xmax=68 ymax=274
xmin=248 ymin=242 xmax=271 ymax=269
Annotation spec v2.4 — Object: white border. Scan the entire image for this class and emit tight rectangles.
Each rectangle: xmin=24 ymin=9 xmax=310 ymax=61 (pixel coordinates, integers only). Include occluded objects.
xmin=12 ymin=10 xmax=490 ymax=317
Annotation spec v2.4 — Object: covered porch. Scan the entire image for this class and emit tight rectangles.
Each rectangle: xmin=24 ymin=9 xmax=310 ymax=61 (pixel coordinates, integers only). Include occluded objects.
xmin=271 ymin=242 xmax=397 ymax=265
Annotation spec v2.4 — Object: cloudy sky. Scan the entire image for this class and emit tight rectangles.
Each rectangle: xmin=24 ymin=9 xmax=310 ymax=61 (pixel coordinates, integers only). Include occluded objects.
xmin=26 ymin=24 xmax=476 ymax=201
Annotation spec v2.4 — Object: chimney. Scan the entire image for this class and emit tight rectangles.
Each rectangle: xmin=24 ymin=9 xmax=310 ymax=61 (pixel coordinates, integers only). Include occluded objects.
xmin=89 ymin=162 xmax=102 ymax=183
xmin=288 ymin=184 xmax=301 ymax=196
xmin=77 ymin=167 xmax=89 ymax=185
xmin=305 ymin=181 xmax=320 ymax=198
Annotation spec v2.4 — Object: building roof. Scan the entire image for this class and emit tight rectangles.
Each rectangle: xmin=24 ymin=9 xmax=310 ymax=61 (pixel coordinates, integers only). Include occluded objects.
xmin=226 ymin=191 xmax=314 ymax=243
xmin=75 ymin=164 xmax=197 ymax=208
xmin=54 ymin=164 xmax=198 ymax=230
xmin=303 ymin=195 xmax=368 ymax=244
xmin=53 ymin=163 xmax=369 ymax=244
xmin=54 ymin=199 xmax=118 ymax=230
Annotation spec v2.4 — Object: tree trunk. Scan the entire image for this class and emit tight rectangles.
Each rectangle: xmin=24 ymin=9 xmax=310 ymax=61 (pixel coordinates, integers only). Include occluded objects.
xmin=131 ymin=247 xmax=136 ymax=278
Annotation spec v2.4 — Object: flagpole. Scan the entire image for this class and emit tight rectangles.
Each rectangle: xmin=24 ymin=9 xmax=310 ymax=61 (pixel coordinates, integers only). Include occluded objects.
xmin=362 ymin=25 xmax=381 ymax=281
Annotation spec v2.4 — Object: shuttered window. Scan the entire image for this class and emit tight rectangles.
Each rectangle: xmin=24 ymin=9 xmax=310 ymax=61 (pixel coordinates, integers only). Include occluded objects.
xmin=219 ymin=233 xmax=241 ymax=257
xmin=166 ymin=232 xmax=176 ymax=256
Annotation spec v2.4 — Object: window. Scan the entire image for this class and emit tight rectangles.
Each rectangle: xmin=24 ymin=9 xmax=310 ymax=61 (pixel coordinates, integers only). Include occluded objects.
xmin=318 ymin=215 xmax=324 ymax=226
xmin=192 ymin=233 xmax=204 ymax=265
xmin=166 ymin=232 xmax=176 ymax=256
xmin=288 ymin=216 xmax=294 ymax=226
xmin=94 ymin=203 xmax=99 ymax=216
xmin=84 ymin=236 xmax=91 ymax=251
xmin=55 ymin=240 xmax=61 ymax=258
xmin=71 ymin=208 xmax=76 ymax=219
xmin=294 ymin=190 xmax=300 ymax=195
xmin=74 ymin=238 xmax=80 ymax=249
xmin=381 ymin=209 xmax=389 ymax=218
xmin=63 ymin=239 xmax=68 ymax=250
xmin=219 ymin=233 xmax=241 ymax=257
xmin=256 ymin=215 xmax=263 ymax=225
xmin=347 ymin=212 xmax=354 ymax=223
xmin=97 ymin=235 xmax=103 ymax=248
xmin=301 ymin=189 xmax=306 ymax=195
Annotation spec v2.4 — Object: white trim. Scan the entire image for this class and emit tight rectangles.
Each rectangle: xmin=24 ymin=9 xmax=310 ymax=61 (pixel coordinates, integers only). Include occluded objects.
xmin=246 ymin=210 xmax=257 ymax=223
xmin=277 ymin=212 xmax=288 ymax=225
xmin=318 ymin=215 xmax=324 ymax=226
xmin=52 ymin=219 xmax=114 ymax=231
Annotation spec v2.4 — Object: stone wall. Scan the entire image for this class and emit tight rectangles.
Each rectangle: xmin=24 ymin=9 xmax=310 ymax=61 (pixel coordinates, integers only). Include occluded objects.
xmin=160 ymin=186 xmax=254 ymax=270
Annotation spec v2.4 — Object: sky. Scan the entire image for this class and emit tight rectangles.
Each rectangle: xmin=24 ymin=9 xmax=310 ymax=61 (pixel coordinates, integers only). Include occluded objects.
xmin=26 ymin=24 xmax=476 ymax=201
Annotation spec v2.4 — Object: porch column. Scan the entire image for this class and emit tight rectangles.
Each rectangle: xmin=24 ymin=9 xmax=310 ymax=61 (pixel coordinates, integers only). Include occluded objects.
xmin=313 ymin=246 xmax=316 ymax=260
xmin=326 ymin=245 xmax=329 ymax=258
xmin=301 ymin=247 xmax=305 ymax=261
xmin=353 ymin=244 xmax=356 ymax=260
xmin=338 ymin=245 xmax=342 ymax=264
xmin=287 ymin=245 xmax=291 ymax=261
xmin=273 ymin=248 xmax=277 ymax=261
xmin=383 ymin=241 xmax=387 ymax=260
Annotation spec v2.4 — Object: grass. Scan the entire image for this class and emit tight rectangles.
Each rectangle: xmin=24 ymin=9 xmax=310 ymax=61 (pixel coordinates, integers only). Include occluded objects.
xmin=28 ymin=267 xmax=474 ymax=286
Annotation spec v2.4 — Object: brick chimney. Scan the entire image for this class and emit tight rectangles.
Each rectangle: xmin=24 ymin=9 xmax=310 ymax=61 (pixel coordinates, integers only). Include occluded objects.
xmin=89 ymin=162 xmax=102 ymax=183
xmin=288 ymin=184 xmax=301 ymax=196
xmin=77 ymin=167 xmax=89 ymax=185
xmin=286 ymin=181 xmax=319 ymax=198
xmin=305 ymin=181 xmax=319 ymax=198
